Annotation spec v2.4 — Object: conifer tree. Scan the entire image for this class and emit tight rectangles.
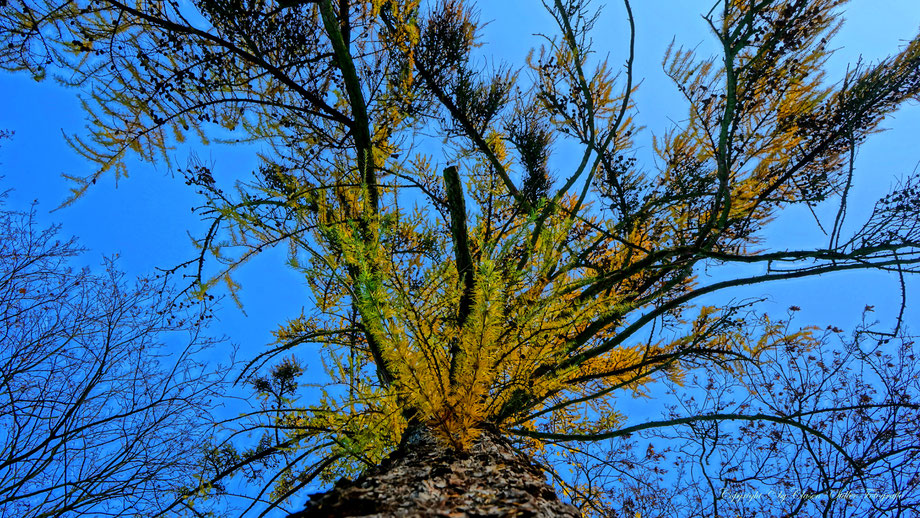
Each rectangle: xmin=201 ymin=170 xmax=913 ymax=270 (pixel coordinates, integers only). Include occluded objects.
xmin=3 ymin=0 xmax=920 ymax=515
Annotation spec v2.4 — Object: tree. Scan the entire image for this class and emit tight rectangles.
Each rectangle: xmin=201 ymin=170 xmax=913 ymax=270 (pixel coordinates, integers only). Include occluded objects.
xmin=0 ymin=181 xmax=229 ymax=516
xmin=2 ymin=0 xmax=920 ymax=516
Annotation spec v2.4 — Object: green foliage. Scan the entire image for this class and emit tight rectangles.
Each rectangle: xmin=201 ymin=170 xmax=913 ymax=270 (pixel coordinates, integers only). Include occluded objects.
xmin=4 ymin=0 xmax=920 ymax=515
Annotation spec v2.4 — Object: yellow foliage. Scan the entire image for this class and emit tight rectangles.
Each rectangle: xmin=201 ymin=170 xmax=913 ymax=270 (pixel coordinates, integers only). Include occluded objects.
xmin=32 ymin=0 xmax=910 ymax=502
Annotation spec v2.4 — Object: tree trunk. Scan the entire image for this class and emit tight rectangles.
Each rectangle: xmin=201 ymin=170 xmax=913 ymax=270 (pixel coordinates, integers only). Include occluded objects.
xmin=288 ymin=426 xmax=581 ymax=517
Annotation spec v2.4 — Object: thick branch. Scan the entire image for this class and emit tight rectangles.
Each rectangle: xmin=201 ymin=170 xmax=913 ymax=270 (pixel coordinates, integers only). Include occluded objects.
xmin=510 ymin=411 xmax=858 ymax=470
xmin=443 ymin=165 xmax=475 ymax=382
xmin=319 ymin=0 xmax=378 ymax=213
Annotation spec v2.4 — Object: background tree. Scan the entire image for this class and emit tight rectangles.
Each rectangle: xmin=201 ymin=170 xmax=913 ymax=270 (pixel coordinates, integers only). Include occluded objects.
xmin=2 ymin=0 xmax=920 ymax=516
xmin=0 ymin=175 xmax=229 ymax=516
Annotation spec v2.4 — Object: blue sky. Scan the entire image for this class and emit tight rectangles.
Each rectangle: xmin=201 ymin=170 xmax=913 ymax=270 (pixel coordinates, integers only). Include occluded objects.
xmin=4 ymin=0 xmax=916 ymax=347
xmin=2 ymin=0 xmax=918 ymax=358
xmin=1 ymin=0 xmax=919 ymax=511
xmin=476 ymin=0 xmax=920 ymax=329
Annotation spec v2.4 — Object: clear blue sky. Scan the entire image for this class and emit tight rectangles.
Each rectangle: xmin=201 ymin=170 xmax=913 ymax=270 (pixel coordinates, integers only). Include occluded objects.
xmin=1 ymin=0 xmax=918 ymax=402
xmin=1 ymin=0 xmax=918 ymax=505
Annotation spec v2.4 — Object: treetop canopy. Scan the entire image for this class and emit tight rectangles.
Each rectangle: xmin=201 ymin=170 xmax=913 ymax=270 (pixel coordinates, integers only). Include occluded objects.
xmin=2 ymin=0 xmax=920 ymax=513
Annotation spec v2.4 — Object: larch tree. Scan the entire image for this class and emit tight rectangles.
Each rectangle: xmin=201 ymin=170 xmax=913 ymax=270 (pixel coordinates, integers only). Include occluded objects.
xmin=2 ymin=0 xmax=920 ymax=516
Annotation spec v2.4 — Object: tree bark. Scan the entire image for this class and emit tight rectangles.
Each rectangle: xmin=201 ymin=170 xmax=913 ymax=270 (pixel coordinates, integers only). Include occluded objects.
xmin=288 ymin=427 xmax=581 ymax=517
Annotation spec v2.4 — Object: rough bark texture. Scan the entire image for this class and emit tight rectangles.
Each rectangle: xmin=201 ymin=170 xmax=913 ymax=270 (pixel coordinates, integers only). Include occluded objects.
xmin=288 ymin=426 xmax=581 ymax=518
